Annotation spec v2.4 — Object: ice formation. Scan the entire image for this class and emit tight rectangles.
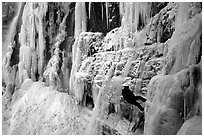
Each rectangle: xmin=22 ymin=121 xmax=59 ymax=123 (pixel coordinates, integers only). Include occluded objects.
xmin=2 ymin=2 xmax=202 ymax=135
xmin=18 ymin=2 xmax=48 ymax=82
xmin=4 ymin=2 xmax=23 ymax=50
xmin=119 ymin=2 xmax=151 ymax=34
xmin=74 ymin=2 xmax=87 ymax=37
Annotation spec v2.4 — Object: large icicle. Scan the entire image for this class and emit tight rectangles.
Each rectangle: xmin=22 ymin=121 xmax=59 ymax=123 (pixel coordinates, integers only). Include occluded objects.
xmin=106 ymin=2 xmax=109 ymax=29
xmin=101 ymin=3 xmax=103 ymax=20
xmin=18 ymin=3 xmax=33 ymax=83
xmin=74 ymin=2 xmax=87 ymax=37
xmin=29 ymin=3 xmax=35 ymax=51
xmin=81 ymin=2 xmax=87 ymax=32
xmin=71 ymin=2 xmax=87 ymax=95
xmin=89 ymin=2 xmax=91 ymax=19
xmin=75 ymin=2 xmax=82 ymax=37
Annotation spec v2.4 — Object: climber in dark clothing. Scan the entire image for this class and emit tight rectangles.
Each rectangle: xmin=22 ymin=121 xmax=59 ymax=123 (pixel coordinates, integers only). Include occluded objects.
xmin=122 ymin=85 xmax=146 ymax=111
xmin=122 ymin=85 xmax=147 ymax=132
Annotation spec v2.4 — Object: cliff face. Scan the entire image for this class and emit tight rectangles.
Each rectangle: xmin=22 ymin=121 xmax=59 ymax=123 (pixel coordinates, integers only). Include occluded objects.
xmin=2 ymin=2 xmax=202 ymax=135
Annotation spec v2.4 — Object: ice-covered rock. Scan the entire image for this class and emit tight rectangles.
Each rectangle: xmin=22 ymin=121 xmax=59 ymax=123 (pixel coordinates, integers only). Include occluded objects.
xmin=164 ymin=12 xmax=202 ymax=75
xmin=177 ymin=115 xmax=202 ymax=135
xmin=144 ymin=7 xmax=202 ymax=134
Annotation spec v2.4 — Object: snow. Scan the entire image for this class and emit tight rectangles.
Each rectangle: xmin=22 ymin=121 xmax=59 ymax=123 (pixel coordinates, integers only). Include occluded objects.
xmin=7 ymin=82 xmax=84 ymax=135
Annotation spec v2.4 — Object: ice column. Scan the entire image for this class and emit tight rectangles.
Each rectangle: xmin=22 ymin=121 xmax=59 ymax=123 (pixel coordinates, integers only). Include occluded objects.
xmin=35 ymin=3 xmax=48 ymax=78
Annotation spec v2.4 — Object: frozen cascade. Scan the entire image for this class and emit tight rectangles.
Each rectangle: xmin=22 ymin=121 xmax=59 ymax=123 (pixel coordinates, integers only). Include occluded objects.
xmin=85 ymin=68 xmax=113 ymax=135
xmin=43 ymin=12 xmax=68 ymax=88
xmin=2 ymin=2 xmax=202 ymax=135
xmin=4 ymin=3 xmax=23 ymax=51
xmin=18 ymin=2 xmax=48 ymax=83
xmin=36 ymin=3 xmax=48 ymax=78
xmin=2 ymin=3 xmax=25 ymax=85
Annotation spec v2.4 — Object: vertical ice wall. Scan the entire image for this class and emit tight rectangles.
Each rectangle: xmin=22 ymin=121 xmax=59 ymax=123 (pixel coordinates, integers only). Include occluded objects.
xmin=18 ymin=2 xmax=48 ymax=84
xmin=70 ymin=2 xmax=87 ymax=95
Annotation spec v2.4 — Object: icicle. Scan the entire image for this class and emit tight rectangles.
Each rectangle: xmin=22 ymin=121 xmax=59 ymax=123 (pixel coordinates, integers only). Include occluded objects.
xmin=101 ymin=3 xmax=103 ymax=20
xmin=74 ymin=2 xmax=87 ymax=37
xmin=119 ymin=2 xmax=124 ymax=17
xmin=131 ymin=2 xmax=135 ymax=33
xmin=130 ymin=2 xmax=133 ymax=37
xmin=75 ymin=38 xmax=83 ymax=72
xmin=70 ymin=35 xmax=84 ymax=96
xmin=134 ymin=2 xmax=139 ymax=32
xmin=106 ymin=2 xmax=109 ymax=29
xmin=18 ymin=61 xmax=24 ymax=85
xmin=89 ymin=2 xmax=91 ymax=19
xmin=112 ymin=76 xmax=123 ymax=113
xmin=124 ymin=2 xmax=129 ymax=25
xmin=75 ymin=2 xmax=82 ymax=37
xmin=29 ymin=5 xmax=35 ymax=51
xmin=81 ymin=2 xmax=87 ymax=32
xmin=119 ymin=2 xmax=151 ymax=33
xmin=69 ymin=37 xmax=79 ymax=94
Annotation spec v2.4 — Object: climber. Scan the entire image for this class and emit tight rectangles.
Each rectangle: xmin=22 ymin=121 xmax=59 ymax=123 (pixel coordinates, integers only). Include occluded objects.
xmin=122 ymin=84 xmax=146 ymax=111
xmin=122 ymin=83 xmax=146 ymax=132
